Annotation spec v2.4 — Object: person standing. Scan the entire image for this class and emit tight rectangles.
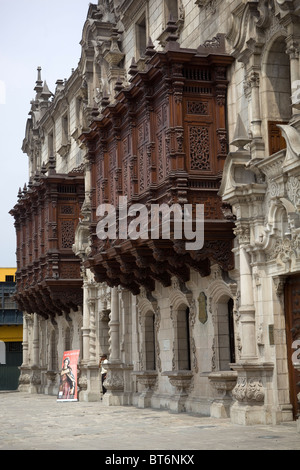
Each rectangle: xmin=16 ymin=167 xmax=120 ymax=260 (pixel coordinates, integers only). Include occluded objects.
xmin=99 ymin=354 xmax=108 ymax=396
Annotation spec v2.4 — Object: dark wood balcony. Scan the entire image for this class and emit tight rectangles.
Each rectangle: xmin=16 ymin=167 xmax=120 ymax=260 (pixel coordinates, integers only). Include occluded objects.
xmin=10 ymin=167 xmax=85 ymax=319
xmin=80 ymin=34 xmax=235 ymax=294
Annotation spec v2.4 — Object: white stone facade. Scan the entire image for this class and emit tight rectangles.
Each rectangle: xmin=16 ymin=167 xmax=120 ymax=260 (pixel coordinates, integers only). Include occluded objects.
xmin=16 ymin=0 xmax=300 ymax=428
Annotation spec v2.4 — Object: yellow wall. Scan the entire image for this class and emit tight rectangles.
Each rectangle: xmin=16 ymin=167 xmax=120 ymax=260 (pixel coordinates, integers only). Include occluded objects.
xmin=0 ymin=268 xmax=16 ymax=282
xmin=0 ymin=326 xmax=23 ymax=342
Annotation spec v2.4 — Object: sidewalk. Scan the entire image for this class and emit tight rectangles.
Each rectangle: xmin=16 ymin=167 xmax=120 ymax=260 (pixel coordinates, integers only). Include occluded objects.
xmin=0 ymin=392 xmax=299 ymax=451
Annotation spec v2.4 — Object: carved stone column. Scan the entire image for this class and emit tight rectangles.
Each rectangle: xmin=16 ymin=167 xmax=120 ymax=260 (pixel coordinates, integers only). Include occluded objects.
xmin=103 ymin=287 xmax=126 ymax=406
xmin=22 ymin=313 xmax=29 ymax=367
xmin=19 ymin=314 xmax=32 ymax=393
xmin=79 ymin=281 xmax=101 ymax=402
xmin=81 ymin=278 xmax=90 ymax=366
xmin=238 ymin=246 xmax=257 ymax=360
xmin=108 ymin=287 xmax=120 ymax=362
xmin=33 ymin=313 xmax=39 ymax=367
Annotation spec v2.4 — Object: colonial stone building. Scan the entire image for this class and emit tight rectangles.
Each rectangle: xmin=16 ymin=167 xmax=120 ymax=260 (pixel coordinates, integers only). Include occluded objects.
xmin=10 ymin=0 xmax=300 ymax=429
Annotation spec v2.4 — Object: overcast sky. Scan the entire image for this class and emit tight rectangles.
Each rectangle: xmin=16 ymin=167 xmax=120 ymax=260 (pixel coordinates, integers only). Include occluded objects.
xmin=0 ymin=0 xmax=91 ymax=267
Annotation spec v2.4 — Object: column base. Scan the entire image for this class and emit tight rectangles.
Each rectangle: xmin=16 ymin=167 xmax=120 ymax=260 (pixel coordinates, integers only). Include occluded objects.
xmin=18 ymin=365 xmax=43 ymax=394
xmin=133 ymin=371 xmax=158 ymax=409
xmin=102 ymin=361 xmax=125 ymax=406
xmin=78 ymin=365 xmax=101 ymax=402
xmin=230 ymin=401 xmax=268 ymax=425
xmin=162 ymin=371 xmax=193 ymax=413
xmin=230 ymin=362 xmax=275 ymax=425
xmin=208 ymin=371 xmax=237 ymax=419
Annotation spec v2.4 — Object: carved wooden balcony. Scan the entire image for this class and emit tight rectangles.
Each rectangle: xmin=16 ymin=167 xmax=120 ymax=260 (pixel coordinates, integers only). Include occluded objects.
xmin=80 ymin=34 xmax=235 ymax=294
xmin=10 ymin=167 xmax=85 ymax=319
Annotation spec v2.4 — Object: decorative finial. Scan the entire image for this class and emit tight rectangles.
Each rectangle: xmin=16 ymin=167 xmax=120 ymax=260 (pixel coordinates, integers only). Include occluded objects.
xmin=114 ymin=76 xmax=123 ymax=95
xmin=34 ymin=66 xmax=43 ymax=97
xmin=164 ymin=14 xmax=180 ymax=50
xmin=101 ymin=88 xmax=110 ymax=110
xmin=145 ymin=37 xmax=156 ymax=59
xmin=231 ymin=114 xmax=252 ymax=151
xmin=128 ymin=57 xmax=138 ymax=77
xmin=41 ymin=81 xmax=52 ymax=101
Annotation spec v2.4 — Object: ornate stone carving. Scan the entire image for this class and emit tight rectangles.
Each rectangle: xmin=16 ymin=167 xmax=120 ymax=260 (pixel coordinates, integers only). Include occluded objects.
xmin=195 ymin=0 xmax=219 ymax=15
xmin=287 ymin=176 xmax=300 ymax=207
xmin=232 ymin=376 xmax=265 ymax=403
xmin=134 ymin=371 xmax=158 ymax=392
xmin=104 ymin=368 xmax=124 ymax=391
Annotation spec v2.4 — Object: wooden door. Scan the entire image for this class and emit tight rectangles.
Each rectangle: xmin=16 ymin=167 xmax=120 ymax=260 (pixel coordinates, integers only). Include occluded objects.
xmin=268 ymin=121 xmax=288 ymax=156
xmin=284 ymin=276 xmax=300 ymax=420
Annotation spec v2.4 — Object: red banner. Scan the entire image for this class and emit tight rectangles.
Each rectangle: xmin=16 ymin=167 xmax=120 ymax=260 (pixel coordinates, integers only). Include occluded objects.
xmin=57 ymin=350 xmax=80 ymax=402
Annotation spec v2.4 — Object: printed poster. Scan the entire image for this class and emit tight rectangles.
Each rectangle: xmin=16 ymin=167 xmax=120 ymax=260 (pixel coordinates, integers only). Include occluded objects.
xmin=57 ymin=350 xmax=80 ymax=402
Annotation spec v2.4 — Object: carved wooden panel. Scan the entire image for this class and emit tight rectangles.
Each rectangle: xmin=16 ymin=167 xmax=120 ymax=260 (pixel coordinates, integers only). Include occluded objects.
xmin=10 ymin=173 xmax=84 ymax=318
xmin=60 ymin=220 xmax=75 ymax=249
xmin=188 ymin=125 xmax=211 ymax=171
xmin=81 ymin=45 xmax=234 ymax=294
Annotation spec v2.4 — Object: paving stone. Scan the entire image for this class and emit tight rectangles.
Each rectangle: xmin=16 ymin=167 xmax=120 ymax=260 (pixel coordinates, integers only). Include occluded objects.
xmin=0 ymin=392 xmax=299 ymax=451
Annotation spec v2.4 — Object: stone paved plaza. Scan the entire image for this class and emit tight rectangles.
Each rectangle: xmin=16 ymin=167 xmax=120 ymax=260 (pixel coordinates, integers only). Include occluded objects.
xmin=0 ymin=392 xmax=299 ymax=451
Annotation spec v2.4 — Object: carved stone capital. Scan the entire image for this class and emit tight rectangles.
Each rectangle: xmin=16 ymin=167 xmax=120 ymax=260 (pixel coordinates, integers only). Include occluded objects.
xmin=231 ymin=362 xmax=274 ymax=404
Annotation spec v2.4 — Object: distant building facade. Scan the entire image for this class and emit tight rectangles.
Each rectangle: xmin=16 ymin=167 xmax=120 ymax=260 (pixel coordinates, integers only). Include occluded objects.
xmin=10 ymin=0 xmax=300 ymax=429
xmin=0 ymin=268 xmax=23 ymax=390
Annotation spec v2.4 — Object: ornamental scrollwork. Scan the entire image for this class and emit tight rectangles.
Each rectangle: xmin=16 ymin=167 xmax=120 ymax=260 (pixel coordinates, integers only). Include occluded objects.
xmin=232 ymin=376 xmax=265 ymax=403
xmin=286 ymin=176 xmax=300 ymax=208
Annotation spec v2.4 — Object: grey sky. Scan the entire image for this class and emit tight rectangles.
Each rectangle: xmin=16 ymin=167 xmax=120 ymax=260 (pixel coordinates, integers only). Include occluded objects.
xmin=0 ymin=0 xmax=91 ymax=267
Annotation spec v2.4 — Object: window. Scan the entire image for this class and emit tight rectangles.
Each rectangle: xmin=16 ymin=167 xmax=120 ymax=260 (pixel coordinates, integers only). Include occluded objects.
xmin=145 ymin=312 xmax=156 ymax=370
xmin=217 ymin=298 xmax=235 ymax=371
xmin=164 ymin=0 xmax=178 ymax=24
xmin=177 ymin=307 xmax=191 ymax=370
xmin=5 ymin=276 xmax=14 ymax=283
xmin=62 ymin=114 xmax=69 ymax=146
xmin=3 ymin=294 xmax=17 ymax=310
xmin=261 ymin=36 xmax=292 ymax=155
xmin=136 ymin=15 xmax=147 ymax=60
xmin=48 ymin=131 xmax=54 ymax=157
